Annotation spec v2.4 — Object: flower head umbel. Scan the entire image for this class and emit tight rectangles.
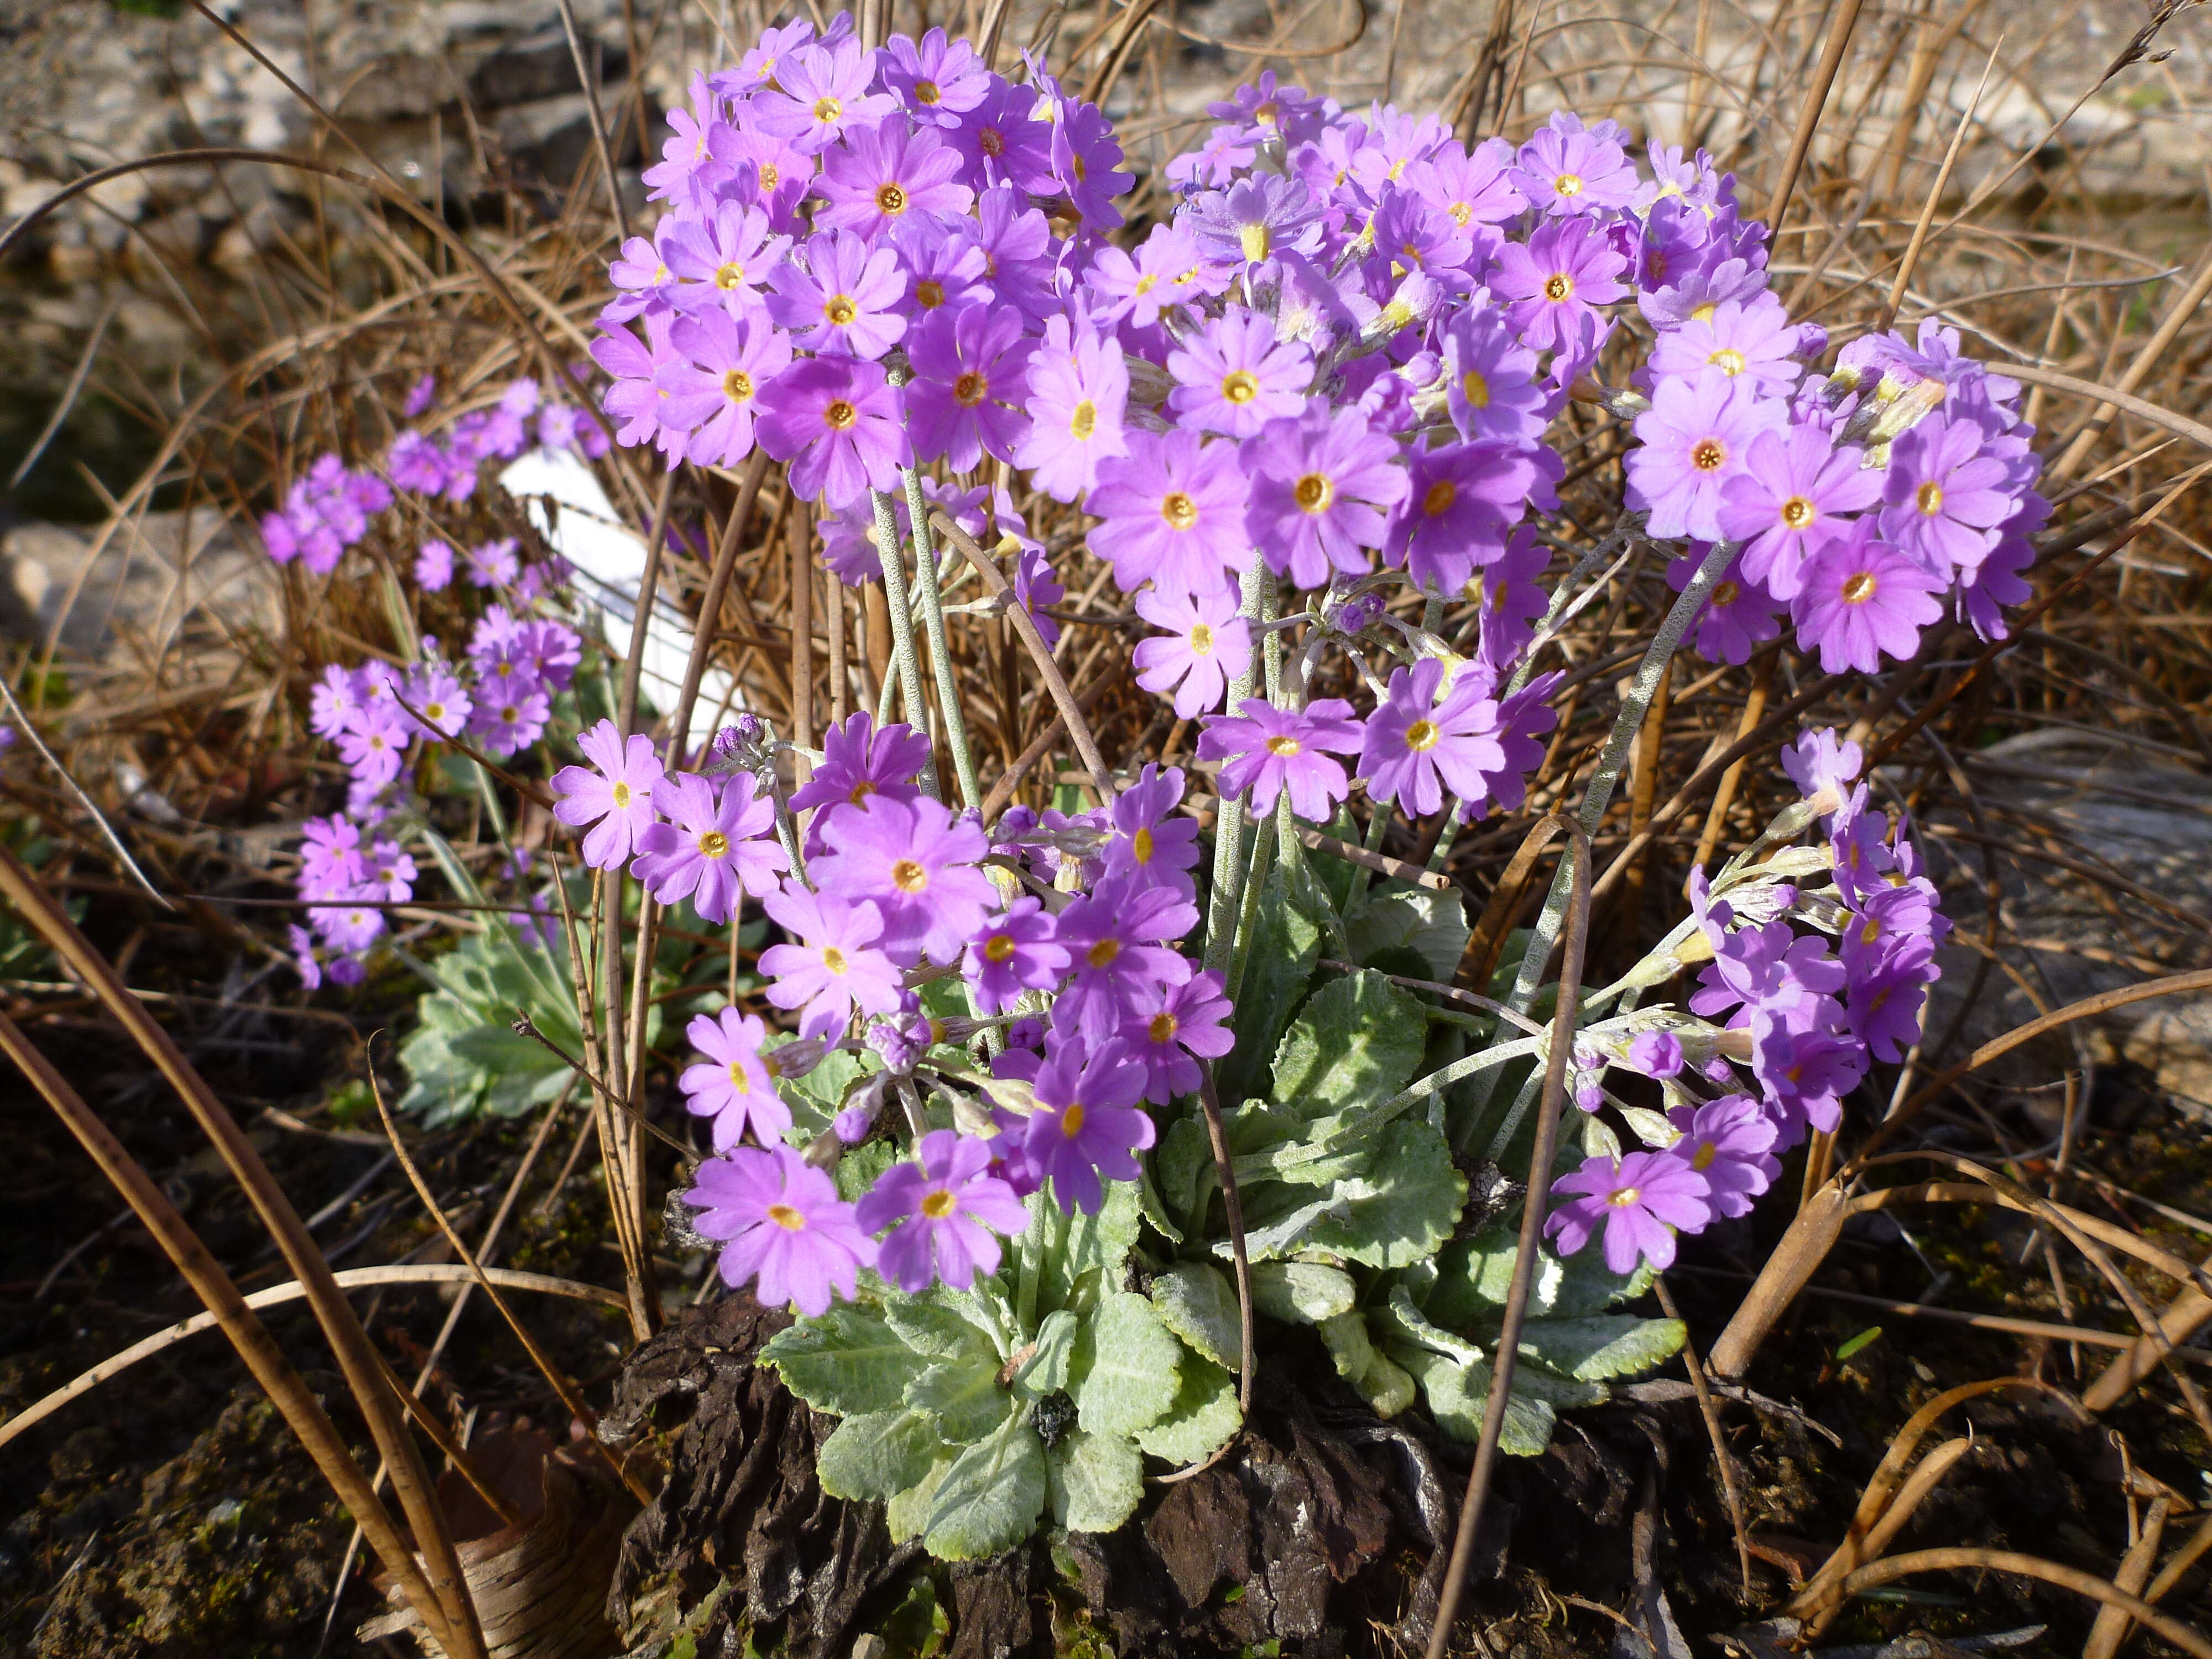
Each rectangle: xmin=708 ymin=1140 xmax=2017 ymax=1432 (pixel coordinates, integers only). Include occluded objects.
xmin=855 ymin=1129 xmax=1030 ymax=1292
xmin=552 ymin=718 xmax=666 ymax=871
xmin=685 ymin=1145 xmax=874 ymax=1316
xmin=1025 ymin=1037 xmax=1156 ymax=1214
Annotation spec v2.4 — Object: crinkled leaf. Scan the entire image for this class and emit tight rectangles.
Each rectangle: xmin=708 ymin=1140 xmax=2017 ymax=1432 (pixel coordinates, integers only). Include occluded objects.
xmin=1369 ymin=1283 xmax=1485 ymax=1367
xmin=1046 ymin=1427 xmax=1145 ymax=1533
xmin=1219 ymin=1190 xmax=1340 ymax=1264
xmin=1153 ymin=1114 xmax=1214 ymax=1235
xmin=905 ymin=1325 xmax=1013 ymax=1446
xmin=761 ymin=1304 xmax=915 ymax=1417
xmin=1394 ymin=1348 xmax=1557 ymax=1455
xmin=1029 ymin=1181 xmax=1142 ymax=1319
xmin=922 ymin=1413 xmax=1048 ymax=1562
xmin=1072 ymin=1291 xmax=1182 ymax=1438
xmin=1009 ymin=1308 xmax=1078 ymax=1401
xmin=816 ymin=1410 xmax=942 ymax=1502
xmin=1271 ymin=969 xmax=1428 ymax=1120
xmin=1149 ymin=1262 xmax=1241 ymax=1369
xmin=1317 ymin=1311 xmax=1376 ymax=1382
xmin=885 ymin=1297 xmax=1001 ymax=1361
xmin=1516 ymin=1314 xmax=1687 ymax=1381
xmin=1131 ymin=1353 xmax=1241 ymax=1465
xmin=1248 ymin=1260 xmax=1358 ymax=1325
xmin=1301 ymin=1119 xmax=1465 ymax=1267
xmin=1217 ymin=870 xmax=1323 ymax=1105
xmin=887 ymin=1457 xmax=951 ymax=1545
xmin=1346 ymin=884 xmax=1470 ymax=982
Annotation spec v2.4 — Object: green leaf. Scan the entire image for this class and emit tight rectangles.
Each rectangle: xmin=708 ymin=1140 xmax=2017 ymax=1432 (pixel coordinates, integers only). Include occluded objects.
xmin=1072 ymin=1291 xmax=1182 ymax=1438
xmin=1394 ymin=1348 xmax=1557 ymax=1455
xmin=1149 ymin=1262 xmax=1241 ymax=1369
xmin=1271 ymin=969 xmax=1428 ymax=1121
xmin=1301 ymin=1119 xmax=1465 ymax=1268
xmin=1217 ymin=870 xmax=1323 ymax=1105
xmin=776 ymin=1041 xmax=865 ymax=1136
xmin=888 ymin=1457 xmax=951 ymax=1545
xmin=1345 ymin=884 xmax=1470 ymax=981
xmin=922 ymin=1413 xmax=1048 ymax=1561
xmin=1317 ymin=1311 xmax=1375 ymax=1382
xmin=1153 ymin=1114 xmax=1215 ymax=1234
xmin=1131 ymin=1354 xmax=1241 ymax=1465
xmin=817 ymin=1410 xmax=943 ymax=1501
xmin=1369 ymin=1284 xmax=1485 ymax=1367
xmin=1047 ymin=1428 xmax=1146 ymax=1533
xmin=1030 ymin=1180 xmax=1142 ymax=1319
xmin=1248 ymin=1261 xmax=1358 ymax=1326
xmin=886 ymin=1297 xmax=1003 ymax=1361
xmin=904 ymin=1310 xmax=1013 ymax=1446
xmin=1835 ymin=1326 xmax=1883 ymax=1362
xmin=1009 ymin=1309 xmax=1079 ymax=1401
xmin=1516 ymin=1315 xmax=1687 ymax=1381
xmin=761 ymin=1304 xmax=917 ymax=1416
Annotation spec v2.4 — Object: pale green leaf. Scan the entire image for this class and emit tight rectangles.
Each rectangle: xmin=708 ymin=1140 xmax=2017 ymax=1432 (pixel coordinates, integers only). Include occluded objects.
xmin=1394 ymin=1348 xmax=1557 ymax=1455
xmin=1072 ymin=1291 xmax=1182 ymax=1439
xmin=1030 ymin=1180 xmax=1142 ymax=1319
xmin=1368 ymin=1283 xmax=1485 ymax=1366
xmin=1317 ymin=1311 xmax=1376 ymax=1383
xmin=885 ymin=1297 xmax=1000 ymax=1361
xmin=1217 ymin=871 xmax=1323 ymax=1104
xmin=1359 ymin=1350 xmax=1417 ymax=1418
xmin=1248 ymin=1260 xmax=1358 ymax=1325
xmin=1516 ymin=1315 xmax=1687 ymax=1382
xmin=887 ymin=1457 xmax=950 ymax=1545
xmin=1153 ymin=1114 xmax=1215 ymax=1235
xmin=1046 ymin=1428 xmax=1145 ymax=1533
xmin=1149 ymin=1262 xmax=1241 ymax=1369
xmin=1345 ymin=884 xmax=1470 ymax=982
xmin=761 ymin=1304 xmax=915 ymax=1416
xmin=1131 ymin=1354 xmax=1241 ymax=1466
xmin=905 ymin=1344 xmax=1013 ymax=1446
xmin=922 ymin=1413 xmax=1048 ymax=1561
xmin=1301 ymin=1119 xmax=1466 ymax=1268
xmin=816 ymin=1410 xmax=942 ymax=1502
xmin=1271 ymin=969 xmax=1428 ymax=1120
xmin=1009 ymin=1309 xmax=1079 ymax=1401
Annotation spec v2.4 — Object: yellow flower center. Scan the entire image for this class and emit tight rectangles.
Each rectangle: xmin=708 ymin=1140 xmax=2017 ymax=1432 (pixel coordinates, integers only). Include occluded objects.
xmin=1423 ymin=478 xmax=1458 ymax=516
xmin=1780 ymin=494 xmax=1816 ymax=530
xmin=1841 ymin=571 xmax=1879 ymax=604
xmin=1462 ymin=369 xmax=1490 ymax=409
xmin=1239 ymin=223 xmax=1271 ymax=262
xmin=1293 ymin=472 xmax=1333 ymax=513
xmin=723 ymin=368 xmax=755 ymax=403
xmin=812 ymin=95 xmax=842 ymax=123
xmin=1072 ymin=153 xmax=1088 ymax=182
xmin=1709 ymin=347 xmax=1746 ymax=377
xmin=768 ymin=1202 xmax=807 ymax=1230
xmin=825 ymin=294 xmax=858 ymax=326
xmin=823 ymin=399 xmax=859 ymax=431
xmin=1690 ymin=437 xmax=1726 ymax=472
xmin=1087 ymin=938 xmax=1121 ymax=969
xmin=953 ymin=371 xmax=989 ymax=407
xmin=760 ymin=163 xmax=781 ymax=190
xmin=714 ymin=260 xmax=746 ymax=290
xmin=1606 ymin=1186 xmax=1642 ymax=1207
xmin=821 ymin=945 xmax=849 ymax=975
xmin=1134 ymin=273 xmax=1158 ymax=296
xmin=1405 ymin=719 xmax=1440 ymax=752
xmin=891 ymin=858 xmax=930 ymax=893
xmin=1862 ymin=916 xmax=1884 ymax=945
xmin=914 ymin=79 xmax=942 ymax=105
xmin=875 ymin=181 xmax=909 ymax=216
xmin=1554 ymin=172 xmax=1584 ymax=197
xmin=1691 ymin=302 xmax=1717 ymax=323
xmin=1916 ymin=481 xmax=1944 ymax=515
xmin=1265 ymin=734 xmax=1302 ymax=757
xmin=1131 ymin=826 xmax=1154 ymax=864
xmin=1160 ymin=491 xmax=1200 ymax=531
xmin=1220 ymin=369 xmax=1260 ymax=405
xmin=915 ymin=279 xmax=945 ymax=308
xmin=728 ymin=1060 xmax=750 ymax=1087
xmin=984 ymin=933 xmax=1017 ymax=963
xmin=1449 ymin=201 xmax=1473 ymax=227
xmin=848 ymin=779 xmax=877 ymax=805
xmin=1712 ymin=580 xmax=1740 ymax=607
xmin=1061 ymin=1102 xmax=1088 ymax=1136
xmin=921 ymin=1188 xmax=957 ymax=1218
xmin=1253 ymin=100 xmax=1279 ymax=126
xmin=1148 ymin=1011 xmax=1178 ymax=1043
xmin=611 ymin=781 xmax=633 ymax=808
xmin=1691 ymin=1142 xmax=1718 ymax=1172
xmin=1188 ymin=623 xmax=1214 ymax=655
xmin=1543 ymin=273 xmax=1573 ymax=302
xmin=424 ymin=701 xmax=445 ymax=722
xmin=698 ymin=830 xmax=731 ymax=859
xmin=1070 ymin=400 xmax=1097 ymax=440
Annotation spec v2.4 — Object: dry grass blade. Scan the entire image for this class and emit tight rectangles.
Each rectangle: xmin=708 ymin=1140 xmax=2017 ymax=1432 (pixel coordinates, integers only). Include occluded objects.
xmin=1829 ymin=1548 xmax=2212 ymax=1659
xmin=1793 ymin=1436 xmax=1974 ymax=1629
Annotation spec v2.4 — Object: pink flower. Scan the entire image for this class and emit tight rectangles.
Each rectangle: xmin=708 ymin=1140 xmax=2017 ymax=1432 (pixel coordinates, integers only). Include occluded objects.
xmin=414 ymin=539 xmax=455 ymax=591
xmin=1790 ymin=520 xmax=1945 ymax=673
xmin=660 ymin=308 xmax=792 ymax=468
xmin=1626 ymin=374 xmax=1784 ymax=542
xmin=904 ymin=302 xmax=1035 ymax=471
xmin=1132 ymin=585 xmax=1251 ymax=719
xmin=633 ymin=771 xmax=788 ymax=925
xmin=1495 ymin=216 xmax=1628 ymax=351
xmin=756 ymin=354 xmax=909 ymax=508
xmin=1243 ymin=403 xmax=1408 ymax=588
xmin=1390 ymin=440 xmax=1554 ymax=596
xmin=679 ymin=1008 xmax=793 ymax=1152
xmin=754 ymin=38 xmax=898 ymax=154
xmin=815 ymin=119 xmax=973 ymax=241
xmin=855 ymin=1129 xmax=1029 ymax=1292
xmin=685 ymin=1145 xmax=875 ymax=1316
xmin=1358 ymin=658 xmax=1508 ymax=819
xmin=808 ymin=793 xmax=997 ymax=967
xmin=663 ymin=199 xmax=788 ymax=317
xmin=1089 ymin=428 xmax=1250 ymax=603
xmin=1648 ymin=295 xmax=1804 ymax=397
xmin=759 ymin=885 xmax=904 ymax=1039
xmin=964 ymin=897 xmax=1070 ymax=1015
xmin=1010 ymin=314 xmax=1129 ymax=502
xmin=1198 ymin=697 xmax=1364 ymax=822
xmin=1024 ymin=1036 xmax=1156 ymax=1213
xmin=765 ymin=229 xmax=907 ymax=360
xmin=1167 ymin=309 xmax=1311 ymax=438
xmin=1880 ymin=415 xmax=2018 ymax=576
xmin=1717 ymin=425 xmax=1880 ymax=600
xmin=551 ymin=718 xmax=666 ymax=872
xmin=1050 ymin=96 xmax=1133 ymax=231
xmin=1118 ymin=971 xmax=1233 ymax=1104
xmin=1544 ymin=1149 xmax=1712 ymax=1274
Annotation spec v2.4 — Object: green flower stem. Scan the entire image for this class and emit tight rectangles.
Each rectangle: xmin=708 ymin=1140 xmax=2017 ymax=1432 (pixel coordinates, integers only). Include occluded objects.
xmin=900 ymin=466 xmax=984 ymax=811
xmin=1256 ymin=1030 xmax=1550 ymax=1178
xmin=1202 ymin=554 xmax=1271 ymax=978
xmin=1340 ymin=801 xmax=1396 ymax=921
xmin=868 ymin=484 xmax=943 ymax=802
xmin=1478 ymin=1065 xmax=1548 ymax=1168
xmin=1224 ymin=803 xmax=1280 ymax=1004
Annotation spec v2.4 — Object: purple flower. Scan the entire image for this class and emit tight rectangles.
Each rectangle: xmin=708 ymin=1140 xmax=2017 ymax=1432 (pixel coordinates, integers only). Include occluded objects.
xmin=1243 ymin=403 xmax=1408 ymax=588
xmin=1198 ymin=697 xmax=1364 ymax=822
xmin=474 ymin=682 xmax=552 ymax=758
xmin=756 ymin=354 xmax=909 ymax=508
xmin=1691 ymin=918 xmax=1845 ymax=1030
xmin=1167 ymin=309 xmax=1312 ymax=439
xmin=310 ymin=893 xmax=387 ymax=955
xmin=1880 ymin=415 xmax=2017 ymax=575
xmin=1783 ymin=727 xmax=1863 ymax=804
xmin=1844 ymin=931 xmax=1939 ymax=1062
xmin=1475 ymin=527 xmax=1551 ymax=674
xmin=414 ymin=539 xmax=455 ymax=591
xmin=1410 ymin=139 xmax=1527 ymax=229
xmin=1628 ymin=1031 xmax=1684 ymax=1078
xmin=1495 ymin=217 xmax=1629 ymax=352
xmin=465 ymin=538 xmax=519 ymax=588
xmin=964 ymin=897 xmax=1070 ymax=1015
xmin=551 ymin=718 xmax=666 ymax=872
xmin=880 ymin=28 xmax=991 ymax=125
xmin=1359 ymin=658 xmax=1509 ymax=818
xmin=759 ymin=886 xmax=905 ymax=1040
xmin=660 ymin=308 xmax=792 ymax=468
xmin=946 ymin=79 xmax=1057 ymax=194
xmin=633 ymin=771 xmax=789 ymax=925
xmin=641 ymin=75 xmax=739 ymax=210
xmin=1101 ymin=764 xmax=1201 ymax=899
xmin=765 ymin=229 xmax=907 ymax=360
xmin=336 ymin=712 xmax=408 ymax=792
xmin=1750 ymin=1014 xmax=1865 ymax=1143
xmin=816 ymin=119 xmax=973 ymax=241
xmin=1512 ymin=112 xmax=1639 ymax=213
xmin=1050 ymin=96 xmax=1133 ymax=231
xmin=1084 ymin=222 xmax=1203 ymax=329
xmin=288 ymin=924 xmax=325 ymax=990
xmin=1665 ymin=1095 xmax=1779 ymax=1219
xmin=810 ymin=794 xmax=996 ymax=967
xmin=889 ymin=215 xmax=991 ymax=321
xmin=1049 ymin=879 xmax=1199 ymax=1042
xmin=1391 ymin=440 xmax=1553 ymax=597
xmin=855 ymin=1129 xmax=1030 ymax=1292
xmin=605 ymin=227 xmax=682 ymax=323
xmin=1791 ymin=520 xmax=1945 ymax=673
xmin=1187 ymin=174 xmax=1326 ymax=270
xmin=1010 ymin=314 xmax=1129 ymax=502
xmin=299 ymin=815 xmax=366 ymax=896
xmin=679 ymin=1008 xmax=794 ymax=1152
xmin=664 ymin=200 xmax=787 ymax=317
xmin=685 ymin=1145 xmax=875 ymax=1316
xmin=1668 ymin=549 xmax=1782 ymax=666
xmin=398 ymin=660 xmax=471 ymax=741
xmin=1131 ymin=585 xmax=1251 ymax=719
xmin=1442 ymin=308 xmax=1550 ymax=444
xmin=1119 ymin=971 xmax=1233 ymax=1104
xmin=1089 ymin=429 xmax=1251 ymax=603
xmin=1025 ymin=1036 xmax=1156 ymax=1213
xmin=791 ymin=711 xmax=932 ymax=816
xmin=755 ymin=38 xmax=898 ymax=154
xmin=1544 ymin=1149 xmax=1712 ymax=1275
xmin=1717 ymin=425 xmax=1881 ymax=600
xmin=904 ymin=302 xmax=1034 ymax=471
xmin=1648 ymin=295 xmax=1804 ymax=397
xmin=592 ymin=311 xmax=686 ymax=463
xmin=402 ymin=373 xmax=436 ymax=418
xmin=1626 ymin=374 xmax=1783 ymax=542
xmin=1012 ymin=545 xmax=1063 ymax=648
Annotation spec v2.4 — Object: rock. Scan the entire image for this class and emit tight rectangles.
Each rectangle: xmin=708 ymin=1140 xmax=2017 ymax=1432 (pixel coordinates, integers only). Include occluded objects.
xmin=0 ymin=509 xmax=282 ymax=662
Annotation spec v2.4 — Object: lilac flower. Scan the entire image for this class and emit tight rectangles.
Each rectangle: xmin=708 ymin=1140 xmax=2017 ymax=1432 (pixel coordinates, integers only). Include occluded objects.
xmin=402 ymin=373 xmax=437 ymax=417
xmin=685 ymin=1145 xmax=875 ymax=1316
xmin=288 ymin=924 xmax=325 ymax=990
xmin=1166 ymin=309 xmax=1311 ymax=439
xmin=1090 ymin=429 xmax=1251 ymax=603
xmin=664 ymin=200 xmax=787 ymax=317
xmin=756 ymin=354 xmax=909 ymax=508
xmin=857 ymin=1129 xmax=1029 ymax=1292
xmin=387 ymin=431 xmax=451 ymax=496
xmin=1411 ymin=140 xmax=1527 ymax=229
xmin=1469 ymin=671 xmax=1563 ymax=818
xmin=1845 ymin=932 xmax=1939 ymax=1062
xmin=765 ymin=229 xmax=907 ymax=360
xmin=947 ymin=79 xmax=1057 ymax=194
xmin=1717 ymin=425 xmax=1881 ymax=600
xmin=679 ymin=1008 xmax=794 ymax=1152
xmin=1119 ymin=972 xmax=1234 ymax=1104
xmin=888 ymin=216 xmax=992 ymax=322
xmin=464 ymin=538 xmax=519 ymax=589
xmin=755 ymin=38 xmax=898 ymax=153
xmin=1626 ymin=374 xmax=1783 ymax=542
xmin=790 ymin=711 xmax=932 ymax=815
xmin=1012 ymin=546 xmax=1063 ymax=648
xmin=816 ymin=119 xmax=973 ymax=241
xmin=759 ymin=886 xmax=905 ymax=1039
xmin=1545 ymin=1149 xmax=1712 ymax=1274
xmin=1648 ymin=295 xmax=1804 ymax=397
xmin=1475 ymin=527 xmax=1551 ymax=673
xmin=810 ymin=794 xmax=996 ymax=966
xmin=604 ymin=228 xmax=682 ymax=322
xmin=904 ymin=303 xmax=1034 ymax=471
xmin=1512 ymin=112 xmax=1640 ymax=213
xmin=1495 ymin=217 xmax=1629 ymax=351
xmin=1627 ymin=1031 xmax=1684 ymax=1078
xmin=1783 ymin=727 xmax=1863 ymax=804
xmin=592 ymin=311 xmax=686 ymax=462
xmin=1691 ymin=918 xmax=1845 ymax=1031
xmin=1050 ymin=97 xmax=1133 ymax=231
xmin=1441 ymin=308 xmax=1550 ymax=444
xmin=1750 ymin=1014 xmax=1865 ymax=1142
xmin=1392 ymin=440 xmax=1552 ymax=596
xmin=1880 ymin=415 xmax=2017 ymax=575
xmin=336 ymin=712 xmax=408 ymax=793
xmin=1359 ymin=658 xmax=1509 ymax=818
xmin=399 ymin=660 xmax=471 ymax=741
xmin=964 ymin=897 xmax=1070 ymax=1015
xmin=642 ymin=75 xmax=739 ymax=210
xmin=517 ymin=619 xmax=582 ymax=692
xmin=1198 ymin=697 xmax=1364 ymax=821
xmin=1025 ymin=1036 xmax=1156 ymax=1213
xmin=1100 ymin=764 xmax=1202 ymax=899
xmin=660 ymin=309 xmax=792 ymax=468
xmin=1665 ymin=1096 xmax=1780 ymax=1219
xmin=1958 ymin=523 xmax=2034 ymax=641
xmin=1049 ymin=880 xmax=1199 ymax=1042
xmin=551 ymin=718 xmax=666 ymax=871
xmin=1011 ymin=314 xmax=1130 ymax=502
xmin=473 ymin=682 xmax=552 ymax=758
xmin=1791 ymin=520 xmax=1945 ymax=672
xmin=880 ymin=28 xmax=991 ymax=124
xmin=634 ymin=771 xmax=788 ymax=925
xmin=414 ymin=539 xmax=455 ymax=592
xmin=1243 ymin=403 xmax=1408 ymax=588
xmin=1669 ymin=550 xmax=1782 ymax=666
xmin=1085 ymin=222 xmax=1203 ymax=329
xmin=300 ymin=816 xmax=367 ymax=896
xmin=1132 ymin=585 xmax=1252 ymax=719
